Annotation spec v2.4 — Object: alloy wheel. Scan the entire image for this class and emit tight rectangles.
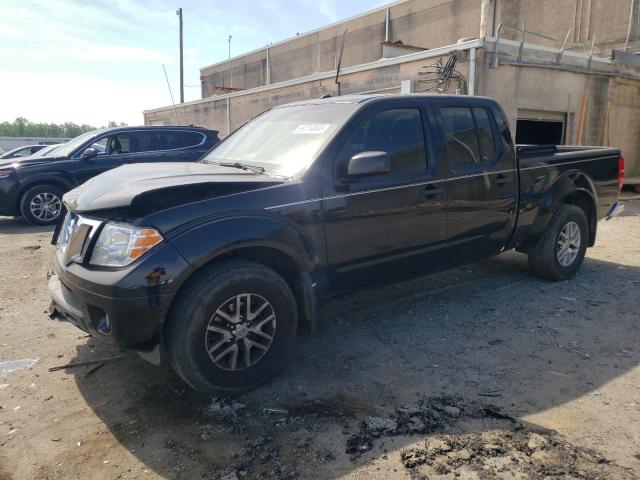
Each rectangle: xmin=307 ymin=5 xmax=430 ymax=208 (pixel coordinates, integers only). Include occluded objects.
xmin=204 ymin=293 xmax=276 ymax=371
xmin=29 ymin=192 xmax=61 ymax=222
xmin=557 ymin=221 xmax=581 ymax=267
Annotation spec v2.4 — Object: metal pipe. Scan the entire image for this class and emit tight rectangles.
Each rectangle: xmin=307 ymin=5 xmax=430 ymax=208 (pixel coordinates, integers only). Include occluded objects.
xmin=577 ymin=0 xmax=583 ymax=42
xmin=573 ymin=0 xmax=579 ymax=42
xmin=226 ymin=98 xmax=231 ymax=136
xmin=266 ymin=46 xmax=270 ymax=85
xmin=586 ymin=0 xmax=592 ymax=39
xmin=176 ymin=8 xmax=184 ymax=103
xmin=518 ymin=20 xmax=526 ymax=63
xmin=557 ymin=29 xmax=571 ymax=63
xmin=385 ymin=8 xmax=390 ymax=42
xmin=469 ymin=47 xmax=476 ymax=95
xmin=625 ymin=0 xmax=634 ymax=51
xmin=493 ymin=22 xmax=504 ymax=68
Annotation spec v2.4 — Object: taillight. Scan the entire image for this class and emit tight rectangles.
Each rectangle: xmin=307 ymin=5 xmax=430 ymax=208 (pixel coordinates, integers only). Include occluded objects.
xmin=618 ymin=155 xmax=625 ymax=191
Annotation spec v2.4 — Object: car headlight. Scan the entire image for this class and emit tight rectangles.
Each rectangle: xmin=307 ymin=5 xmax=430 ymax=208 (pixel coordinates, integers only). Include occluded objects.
xmin=90 ymin=223 xmax=163 ymax=267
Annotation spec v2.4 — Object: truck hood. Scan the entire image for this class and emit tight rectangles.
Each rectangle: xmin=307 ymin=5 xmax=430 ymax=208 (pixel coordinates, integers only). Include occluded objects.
xmin=64 ymin=162 xmax=286 ymax=213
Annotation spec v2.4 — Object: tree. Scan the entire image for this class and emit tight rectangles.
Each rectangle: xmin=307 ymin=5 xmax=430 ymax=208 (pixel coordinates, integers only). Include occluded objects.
xmin=0 ymin=118 xmax=127 ymax=138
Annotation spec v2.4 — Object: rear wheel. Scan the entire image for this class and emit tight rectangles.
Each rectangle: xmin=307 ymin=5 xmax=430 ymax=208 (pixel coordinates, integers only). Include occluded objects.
xmin=19 ymin=184 xmax=64 ymax=226
xmin=527 ymin=204 xmax=588 ymax=281
xmin=165 ymin=260 xmax=297 ymax=394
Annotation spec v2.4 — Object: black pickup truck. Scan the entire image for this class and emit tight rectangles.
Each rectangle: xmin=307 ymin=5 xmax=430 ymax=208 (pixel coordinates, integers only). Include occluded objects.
xmin=48 ymin=95 xmax=624 ymax=393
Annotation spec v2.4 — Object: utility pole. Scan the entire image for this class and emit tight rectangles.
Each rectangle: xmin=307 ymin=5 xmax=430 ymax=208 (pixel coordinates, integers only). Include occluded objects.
xmin=176 ymin=8 xmax=184 ymax=103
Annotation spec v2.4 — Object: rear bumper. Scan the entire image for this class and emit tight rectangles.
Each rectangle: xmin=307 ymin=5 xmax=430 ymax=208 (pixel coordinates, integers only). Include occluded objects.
xmin=606 ymin=201 xmax=624 ymax=220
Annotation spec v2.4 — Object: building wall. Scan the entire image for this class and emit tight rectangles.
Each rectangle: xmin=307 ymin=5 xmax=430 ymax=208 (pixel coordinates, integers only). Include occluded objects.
xmin=146 ymin=52 xmax=469 ymax=137
xmin=200 ymin=0 xmax=481 ymax=96
xmin=492 ymin=0 xmax=640 ymax=52
xmin=477 ymin=60 xmax=640 ymax=177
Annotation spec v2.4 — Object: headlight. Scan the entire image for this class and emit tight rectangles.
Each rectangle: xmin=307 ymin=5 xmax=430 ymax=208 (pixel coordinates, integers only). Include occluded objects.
xmin=90 ymin=223 xmax=163 ymax=267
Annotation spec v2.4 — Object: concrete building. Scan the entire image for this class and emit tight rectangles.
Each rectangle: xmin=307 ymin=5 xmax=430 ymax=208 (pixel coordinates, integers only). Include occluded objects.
xmin=144 ymin=0 xmax=640 ymax=180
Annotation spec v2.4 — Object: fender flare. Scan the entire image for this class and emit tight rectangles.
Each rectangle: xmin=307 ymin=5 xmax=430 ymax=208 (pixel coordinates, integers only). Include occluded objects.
xmin=169 ymin=214 xmax=319 ymax=332
xmin=526 ymin=171 xmax=598 ymax=248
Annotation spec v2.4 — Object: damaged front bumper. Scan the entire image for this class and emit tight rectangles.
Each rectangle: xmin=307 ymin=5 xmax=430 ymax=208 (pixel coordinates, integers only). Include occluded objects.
xmin=47 ymin=241 xmax=189 ymax=365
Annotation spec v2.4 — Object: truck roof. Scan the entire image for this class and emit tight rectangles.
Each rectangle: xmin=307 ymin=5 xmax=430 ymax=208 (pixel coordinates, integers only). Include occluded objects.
xmin=276 ymin=93 xmax=498 ymax=108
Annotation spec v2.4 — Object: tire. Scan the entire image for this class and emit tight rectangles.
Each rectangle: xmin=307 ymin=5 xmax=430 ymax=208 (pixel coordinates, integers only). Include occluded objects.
xmin=19 ymin=184 xmax=64 ymax=226
xmin=164 ymin=260 xmax=298 ymax=394
xmin=527 ymin=204 xmax=589 ymax=281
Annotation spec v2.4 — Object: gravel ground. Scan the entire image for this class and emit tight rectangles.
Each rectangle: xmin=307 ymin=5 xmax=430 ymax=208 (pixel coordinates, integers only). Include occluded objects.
xmin=0 ymin=199 xmax=638 ymax=480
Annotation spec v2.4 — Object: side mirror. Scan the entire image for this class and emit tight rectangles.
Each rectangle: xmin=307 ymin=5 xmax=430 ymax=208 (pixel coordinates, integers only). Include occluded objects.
xmin=82 ymin=147 xmax=98 ymax=158
xmin=347 ymin=151 xmax=391 ymax=177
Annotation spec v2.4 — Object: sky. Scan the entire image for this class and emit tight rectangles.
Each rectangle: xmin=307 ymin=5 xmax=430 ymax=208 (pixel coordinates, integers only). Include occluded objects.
xmin=0 ymin=0 xmax=388 ymax=128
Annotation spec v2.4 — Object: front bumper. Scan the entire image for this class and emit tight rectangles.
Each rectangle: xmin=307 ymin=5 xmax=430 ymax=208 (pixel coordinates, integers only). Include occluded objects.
xmin=0 ymin=176 xmax=20 ymax=216
xmin=48 ymin=241 xmax=190 ymax=360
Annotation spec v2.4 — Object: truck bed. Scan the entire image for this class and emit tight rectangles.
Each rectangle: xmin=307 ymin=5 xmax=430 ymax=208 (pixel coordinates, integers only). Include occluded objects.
xmin=511 ymin=144 xmax=621 ymax=250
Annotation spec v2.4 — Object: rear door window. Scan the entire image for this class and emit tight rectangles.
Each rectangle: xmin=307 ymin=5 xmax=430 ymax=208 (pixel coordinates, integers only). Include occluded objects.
xmin=109 ymin=133 xmax=131 ymax=154
xmin=440 ymin=106 xmax=498 ymax=171
xmin=473 ymin=107 xmax=496 ymax=162
xmin=440 ymin=107 xmax=481 ymax=168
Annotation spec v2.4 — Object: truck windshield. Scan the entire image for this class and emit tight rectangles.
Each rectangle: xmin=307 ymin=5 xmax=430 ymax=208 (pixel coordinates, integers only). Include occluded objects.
xmin=203 ymin=103 xmax=358 ymax=176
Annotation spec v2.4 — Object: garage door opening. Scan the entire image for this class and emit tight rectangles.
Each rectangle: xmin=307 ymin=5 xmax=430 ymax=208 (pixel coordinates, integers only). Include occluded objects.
xmin=516 ymin=119 xmax=565 ymax=145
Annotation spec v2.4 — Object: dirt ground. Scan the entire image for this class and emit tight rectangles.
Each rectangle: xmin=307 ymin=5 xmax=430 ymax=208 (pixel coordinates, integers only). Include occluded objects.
xmin=1 ymin=199 xmax=639 ymax=480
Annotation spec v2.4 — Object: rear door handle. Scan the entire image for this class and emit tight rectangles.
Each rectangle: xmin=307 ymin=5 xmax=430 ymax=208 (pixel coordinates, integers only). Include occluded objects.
xmin=422 ymin=185 xmax=443 ymax=198
xmin=494 ymin=174 xmax=511 ymax=186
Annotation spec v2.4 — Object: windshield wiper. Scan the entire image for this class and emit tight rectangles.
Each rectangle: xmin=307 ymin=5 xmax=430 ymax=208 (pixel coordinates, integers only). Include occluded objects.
xmin=218 ymin=162 xmax=265 ymax=175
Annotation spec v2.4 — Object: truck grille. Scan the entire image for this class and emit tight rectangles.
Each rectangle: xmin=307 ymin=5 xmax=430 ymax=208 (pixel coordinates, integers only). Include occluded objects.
xmin=58 ymin=212 xmax=103 ymax=265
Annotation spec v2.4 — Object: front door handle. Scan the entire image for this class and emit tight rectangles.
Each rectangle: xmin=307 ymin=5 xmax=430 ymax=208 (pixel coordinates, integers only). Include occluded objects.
xmin=422 ymin=185 xmax=443 ymax=198
xmin=494 ymin=174 xmax=511 ymax=186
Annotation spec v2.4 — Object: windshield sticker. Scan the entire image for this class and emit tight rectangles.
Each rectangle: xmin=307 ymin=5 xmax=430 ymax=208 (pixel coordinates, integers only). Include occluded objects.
xmin=292 ymin=123 xmax=332 ymax=135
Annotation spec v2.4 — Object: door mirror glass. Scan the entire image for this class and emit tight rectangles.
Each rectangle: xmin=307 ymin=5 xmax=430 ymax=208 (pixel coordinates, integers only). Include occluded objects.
xmin=82 ymin=147 xmax=98 ymax=158
xmin=347 ymin=151 xmax=391 ymax=177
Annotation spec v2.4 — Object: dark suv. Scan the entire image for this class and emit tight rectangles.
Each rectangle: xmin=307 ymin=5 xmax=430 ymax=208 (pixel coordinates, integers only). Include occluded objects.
xmin=0 ymin=126 xmax=219 ymax=225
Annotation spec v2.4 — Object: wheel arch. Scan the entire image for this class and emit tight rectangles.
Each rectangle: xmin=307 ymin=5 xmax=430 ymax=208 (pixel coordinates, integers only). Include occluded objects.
xmin=167 ymin=215 xmax=320 ymax=335
xmin=524 ymin=171 xmax=598 ymax=249
xmin=15 ymin=175 xmax=75 ymax=212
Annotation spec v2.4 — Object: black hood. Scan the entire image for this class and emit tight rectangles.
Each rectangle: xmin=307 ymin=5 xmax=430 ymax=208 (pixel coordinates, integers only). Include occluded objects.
xmin=63 ymin=162 xmax=286 ymax=213
xmin=0 ymin=154 xmax=58 ymax=168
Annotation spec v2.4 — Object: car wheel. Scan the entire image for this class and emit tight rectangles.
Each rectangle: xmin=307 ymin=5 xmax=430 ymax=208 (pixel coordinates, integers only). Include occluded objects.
xmin=527 ymin=204 xmax=589 ymax=281
xmin=165 ymin=260 xmax=297 ymax=394
xmin=19 ymin=185 xmax=64 ymax=226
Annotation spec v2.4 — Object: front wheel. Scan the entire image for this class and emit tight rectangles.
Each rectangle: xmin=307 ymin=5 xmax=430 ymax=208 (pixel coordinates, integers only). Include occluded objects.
xmin=527 ymin=204 xmax=589 ymax=281
xmin=19 ymin=184 xmax=64 ymax=226
xmin=165 ymin=260 xmax=297 ymax=394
